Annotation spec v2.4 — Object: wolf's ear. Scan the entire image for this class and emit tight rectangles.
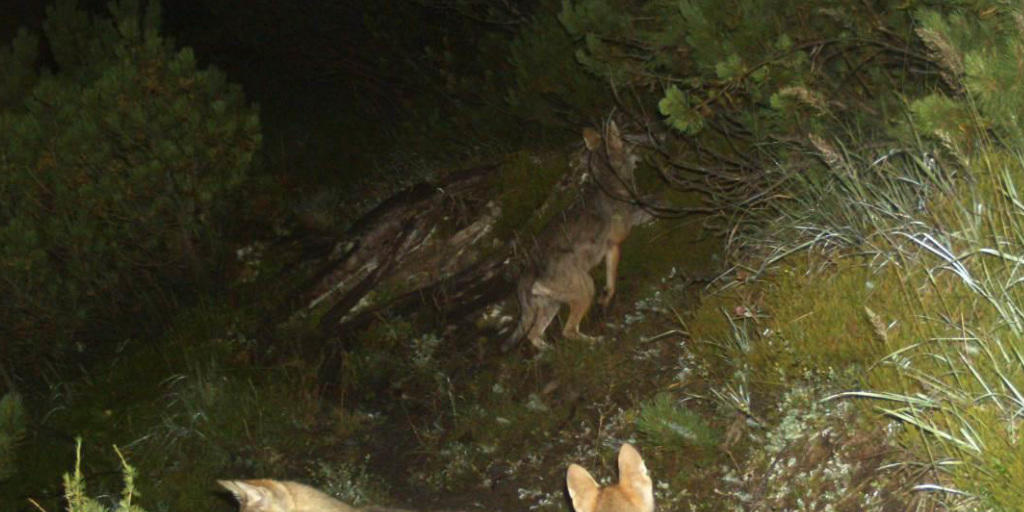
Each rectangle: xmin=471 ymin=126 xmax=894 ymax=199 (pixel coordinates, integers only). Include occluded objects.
xmin=218 ymin=480 xmax=271 ymax=509
xmin=566 ymin=463 xmax=600 ymax=512
xmin=583 ymin=127 xmax=603 ymax=150
xmin=604 ymin=121 xmax=626 ymax=165
xmin=605 ymin=121 xmax=622 ymax=148
xmin=617 ymin=444 xmax=654 ymax=510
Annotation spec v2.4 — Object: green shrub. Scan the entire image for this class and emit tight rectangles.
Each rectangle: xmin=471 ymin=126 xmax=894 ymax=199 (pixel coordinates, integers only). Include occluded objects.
xmin=0 ymin=0 xmax=261 ymax=363
xmin=0 ymin=29 xmax=38 ymax=110
xmin=636 ymin=392 xmax=717 ymax=451
xmin=62 ymin=438 xmax=147 ymax=512
xmin=506 ymin=4 xmax=609 ymax=128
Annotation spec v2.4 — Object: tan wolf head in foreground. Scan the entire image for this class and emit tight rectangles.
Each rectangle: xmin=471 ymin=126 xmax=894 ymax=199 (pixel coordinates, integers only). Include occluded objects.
xmin=566 ymin=444 xmax=654 ymax=512
xmin=504 ymin=121 xmax=650 ymax=351
xmin=219 ymin=479 xmax=358 ymax=512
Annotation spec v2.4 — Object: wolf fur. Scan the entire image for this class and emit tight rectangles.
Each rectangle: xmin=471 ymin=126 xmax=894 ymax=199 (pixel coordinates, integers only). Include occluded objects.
xmin=218 ymin=479 xmax=359 ymax=512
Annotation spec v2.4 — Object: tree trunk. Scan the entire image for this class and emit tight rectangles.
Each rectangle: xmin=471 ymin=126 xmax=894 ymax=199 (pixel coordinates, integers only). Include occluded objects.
xmin=299 ymin=164 xmax=510 ymax=339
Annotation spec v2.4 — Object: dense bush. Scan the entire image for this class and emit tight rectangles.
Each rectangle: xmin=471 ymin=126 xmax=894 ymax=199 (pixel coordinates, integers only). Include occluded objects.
xmin=0 ymin=0 xmax=260 ymax=369
xmin=62 ymin=438 xmax=146 ymax=512
xmin=0 ymin=393 xmax=25 ymax=483
xmin=502 ymin=1 xmax=962 ymax=239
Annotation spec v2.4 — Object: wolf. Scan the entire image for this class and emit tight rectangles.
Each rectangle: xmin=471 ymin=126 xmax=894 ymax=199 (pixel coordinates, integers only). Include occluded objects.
xmin=504 ymin=121 xmax=650 ymax=351
xmin=566 ymin=443 xmax=654 ymax=512
xmin=218 ymin=479 xmax=358 ymax=512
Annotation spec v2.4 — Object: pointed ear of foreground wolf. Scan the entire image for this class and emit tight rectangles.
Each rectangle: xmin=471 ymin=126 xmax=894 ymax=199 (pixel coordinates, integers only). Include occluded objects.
xmin=219 ymin=479 xmax=359 ymax=512
xmin=219 ymin=480 xmax=274 ymax=511
xmin=566 ymin=444 xmax=654 ymax=512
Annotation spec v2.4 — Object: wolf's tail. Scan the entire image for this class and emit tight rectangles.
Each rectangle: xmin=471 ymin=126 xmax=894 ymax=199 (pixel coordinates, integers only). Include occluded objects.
xmin=501 ymin=274 xmax=535 ymax=352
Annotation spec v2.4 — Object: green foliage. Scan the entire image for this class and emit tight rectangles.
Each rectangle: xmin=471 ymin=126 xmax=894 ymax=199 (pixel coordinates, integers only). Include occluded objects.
xmin=0 ymin=393 xmax=26 ymax=482
xmin=911 ymin=5 xmax=1024 ymax=148
xmin=548 ymin=0 xmax=967 ymax=241
xmin=713 ymin=76 xmax=1024 ymax=511
xmin=43 ymin=0 xmax=121 ymax=82
xmin=636 ymin=392 xmax=717 ymax=451
xmin=713 ymin=10 xmax=1024 ymax=508
xmin=507 ymin=4 xmax=608 ymax=127
xmin=63 ymin=438 xmax=147 ymax=512
xmin=658 ymin=85 xmax=703 ymax=135
xmin=848 ymin=150 xmax=1024 ymax=511
xmin=908 ymin=93 xmax=971 ymax=143
xmin=0 ymin=0 xmax=260 ymax=360
xmin=559 ymin=0 xmax=689 ymax=83
xmin=560 ymin=0 xmax=881 ymax=141
xmin=0 ymin=29 xmax=38 ymax=110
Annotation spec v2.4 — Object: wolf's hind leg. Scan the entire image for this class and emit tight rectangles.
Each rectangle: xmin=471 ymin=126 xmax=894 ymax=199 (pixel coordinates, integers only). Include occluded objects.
xmin=526 ymin=298 xmax=560 ymax=350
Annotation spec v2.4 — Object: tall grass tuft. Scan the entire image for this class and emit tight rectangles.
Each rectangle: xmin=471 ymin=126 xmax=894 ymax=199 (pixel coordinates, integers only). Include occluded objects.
xmin=832 ymin=149 xmax=1024 ymax=509
xmin=738 ymin=113 xmax=1024 ymax=508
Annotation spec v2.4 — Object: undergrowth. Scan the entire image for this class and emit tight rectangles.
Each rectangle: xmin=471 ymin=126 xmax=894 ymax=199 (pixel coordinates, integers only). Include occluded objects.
xmin=33 ymin=438 xmax=147 ymax=512
xmin=15 ymin=4 xmax=1024 ymax=511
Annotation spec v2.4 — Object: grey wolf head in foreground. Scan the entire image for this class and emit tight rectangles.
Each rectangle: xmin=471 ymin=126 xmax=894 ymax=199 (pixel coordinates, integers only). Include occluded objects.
xmin=219 ymin=479 xmax=358 ymax=512
xmin=504 ymin=121 xmax=650 ymax=351
xmin=566 ymin=443 xmax=654 ymax=512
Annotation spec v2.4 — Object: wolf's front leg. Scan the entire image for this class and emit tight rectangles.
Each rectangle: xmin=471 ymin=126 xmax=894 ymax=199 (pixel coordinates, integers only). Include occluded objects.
xmin=563 ymin=276 xmax=597 ymax=341
xmin=600 ymin=244 xmax=621 ymax=308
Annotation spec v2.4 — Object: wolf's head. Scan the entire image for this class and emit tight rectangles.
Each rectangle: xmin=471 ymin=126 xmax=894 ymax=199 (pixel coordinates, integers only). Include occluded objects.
xmin=566 ymin=443 xmax=654 ymax=512
xmin=580 ymin=121 xmax=639 ymax=203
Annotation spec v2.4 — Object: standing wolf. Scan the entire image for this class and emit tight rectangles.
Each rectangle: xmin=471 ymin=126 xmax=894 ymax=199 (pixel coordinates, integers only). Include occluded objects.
xmin=504 ymin=121 xmax=648 ymax=351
